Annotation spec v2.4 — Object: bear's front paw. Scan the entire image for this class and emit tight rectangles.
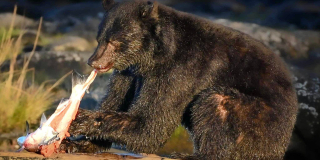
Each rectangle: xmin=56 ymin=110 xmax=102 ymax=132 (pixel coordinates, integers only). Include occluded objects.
xmin=68 ymin=108 xmax=100 ymax=136
xmin=59 ymin=137 xmax=112 ymax=153
xmin=171 ymin=152 xmax=196 ymax=160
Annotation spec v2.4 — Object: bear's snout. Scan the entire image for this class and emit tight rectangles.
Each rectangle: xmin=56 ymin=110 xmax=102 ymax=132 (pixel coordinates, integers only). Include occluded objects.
xmin=88 ymin=43 xmax=115 ymax=73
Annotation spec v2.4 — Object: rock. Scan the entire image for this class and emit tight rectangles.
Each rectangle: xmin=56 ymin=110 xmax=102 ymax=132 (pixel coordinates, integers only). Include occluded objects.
xmin=43 ymin=15 xmax=101 ymax=41
xmin=172 ymin=1 xmax=246 ymax=14
xmin=285 ymin=67 xmax=320 ymax=160
xmin=12 ymin=51 xmax=91 ymax=89
xmin=47 ymin=36 xmax=92 ymax=52
xmin=211 ymin=18 xmax=311 ymax=60
xmin=267 ymin=2 xmax=320 ymax=30
xmin=40 ymin=2 xmax=105 ymax=41
xmin=64 ymin=17 xmax=101 ymax=41
xmin=207 ymin=18 xmax=320 ymax=77
xmin=44 ymin=2 xmax=104 ymax=21
xmin=21 ymin=51 xmax=91 ymax=64
xmin=167 ymin=1 xmax=320 ymax=30
xmin=0 ymin=13 xmax=37 ymax=29
xmin=290 ymin=47 xmax=320 ymax=77
xmin=22 ymin=45 xmax=43 ymax=52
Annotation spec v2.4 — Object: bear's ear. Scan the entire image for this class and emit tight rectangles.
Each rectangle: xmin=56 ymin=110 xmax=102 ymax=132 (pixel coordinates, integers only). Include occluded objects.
xmin=140 ymin=1 xmax=159 ymax=19
xmin=102 ymin=0 xmax=115 ymax=11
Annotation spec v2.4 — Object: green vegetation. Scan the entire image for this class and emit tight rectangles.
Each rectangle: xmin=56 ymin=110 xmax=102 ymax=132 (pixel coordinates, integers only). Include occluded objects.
xmin=157 ymin=125 xmax=193 ymax=155
xmin=0 ymin=7 xmax=70 ymax=133
xmin=0 ymin=27 xmax=21 ymax=42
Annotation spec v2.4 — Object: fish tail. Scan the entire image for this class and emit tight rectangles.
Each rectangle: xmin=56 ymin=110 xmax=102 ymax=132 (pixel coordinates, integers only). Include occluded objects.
xmin=16 ymin=146 xmax=24 ymax=152
xmin=71 ymin=70 xmax=88 ymax=90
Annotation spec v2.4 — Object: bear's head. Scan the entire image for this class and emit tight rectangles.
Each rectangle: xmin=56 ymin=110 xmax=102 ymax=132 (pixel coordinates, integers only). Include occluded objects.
xmin=88 ymin=0 xmax=160 ymax=73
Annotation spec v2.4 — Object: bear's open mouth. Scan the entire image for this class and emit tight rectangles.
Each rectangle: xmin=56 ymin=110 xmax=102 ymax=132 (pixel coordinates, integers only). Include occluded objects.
xmin=95 ymin=63 xmax=114 ymax=73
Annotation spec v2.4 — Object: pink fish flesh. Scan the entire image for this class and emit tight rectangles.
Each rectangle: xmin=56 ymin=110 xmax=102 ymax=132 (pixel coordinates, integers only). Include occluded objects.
xmin=17 ymin=70 xmax=97 ymax=157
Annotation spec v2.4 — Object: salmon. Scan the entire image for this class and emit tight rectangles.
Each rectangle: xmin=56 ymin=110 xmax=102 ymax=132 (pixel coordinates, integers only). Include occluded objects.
xmin=17 ymin=70 xmax=97 ymax=157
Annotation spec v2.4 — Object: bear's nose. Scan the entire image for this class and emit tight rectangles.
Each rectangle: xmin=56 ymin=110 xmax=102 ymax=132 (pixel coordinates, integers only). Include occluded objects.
xmin=87 ymin=59 xmax=93 ymax=68
xmin=87 ymin=60 xmax=100 ymax=69
xmin=87 ymin=51 xmax=99 ymax=68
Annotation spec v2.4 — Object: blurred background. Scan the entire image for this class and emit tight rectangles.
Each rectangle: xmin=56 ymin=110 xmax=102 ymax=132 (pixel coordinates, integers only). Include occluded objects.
xmin=0 ymin=0 xmax=319 ymax=160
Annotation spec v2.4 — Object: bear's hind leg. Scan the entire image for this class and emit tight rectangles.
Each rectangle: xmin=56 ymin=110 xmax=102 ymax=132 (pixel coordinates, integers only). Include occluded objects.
xmin=183 ymin=87 xmax=295 ymax=160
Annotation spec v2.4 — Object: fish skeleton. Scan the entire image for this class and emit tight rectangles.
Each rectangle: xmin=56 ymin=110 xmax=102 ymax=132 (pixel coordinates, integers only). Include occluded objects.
xmin=17 ymin=69 xmax=97 ymax=157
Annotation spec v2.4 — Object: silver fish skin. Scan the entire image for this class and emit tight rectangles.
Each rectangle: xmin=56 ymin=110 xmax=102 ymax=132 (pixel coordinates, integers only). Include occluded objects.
xmin=17 ymin=114 xmax=59 ymax=152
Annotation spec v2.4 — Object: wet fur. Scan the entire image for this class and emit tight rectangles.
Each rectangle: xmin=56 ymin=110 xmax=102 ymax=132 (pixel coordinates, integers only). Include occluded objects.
xmin=64 ymin=0 xmax=298 ymax=159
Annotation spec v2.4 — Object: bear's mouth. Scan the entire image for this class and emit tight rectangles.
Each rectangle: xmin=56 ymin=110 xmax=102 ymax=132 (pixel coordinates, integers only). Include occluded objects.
xmin=95 ymin=63 xmax=114 ymax=73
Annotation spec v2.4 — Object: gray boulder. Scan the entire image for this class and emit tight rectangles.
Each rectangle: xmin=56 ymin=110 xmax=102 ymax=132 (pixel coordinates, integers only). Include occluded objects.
xmin=285 ymin=67 xmax=320 ymax=160
xmin=0 ymin=13 xmax=37 ymax=29
xmin=47 ymin=36 xmax=92 ymax=52
xmin=211 ymin=18 xmax=311 ymax=60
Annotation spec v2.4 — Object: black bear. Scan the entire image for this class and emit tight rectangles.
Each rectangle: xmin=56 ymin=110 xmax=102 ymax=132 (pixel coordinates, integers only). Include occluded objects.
xmin=64 ymin=0 xmax=298 ymax=159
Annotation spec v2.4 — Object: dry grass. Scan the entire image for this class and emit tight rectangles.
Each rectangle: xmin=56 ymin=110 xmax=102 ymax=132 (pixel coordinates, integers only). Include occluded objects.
xmin=0 ymin=6 xmax=70 ymax=133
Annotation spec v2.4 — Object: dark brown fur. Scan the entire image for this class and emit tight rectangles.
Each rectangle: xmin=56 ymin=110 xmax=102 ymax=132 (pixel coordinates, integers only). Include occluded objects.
xmin=64 ymin=0 xmax=298 ymax=159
